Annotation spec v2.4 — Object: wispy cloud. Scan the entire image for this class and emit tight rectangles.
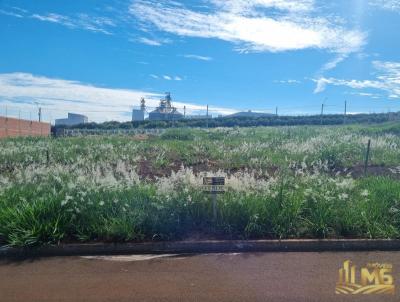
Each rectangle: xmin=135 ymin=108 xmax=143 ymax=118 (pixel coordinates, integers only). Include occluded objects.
xmin=347 ymin=91 xmax=381 ymax=99
xmin=31 ymin=13 xmax=115 ymax=35
xmin=150 ymin=74 xmax=183 ymax=81
xmin=183 ymin=54 xmax=213 ymax=61
xmin=274 ymin=79 xmax=301 ymax=84
xmin=136 ymin=36 xmax=172 ymax=46
xmin=209 ymin=0 xmax=315 ymax=13
xmin=320 ymin=54 xmax=348 ymax=73
xmin=0 ymin=73 xmax=160 ymax=122
xmin=313 ymin=60 xmax=400 ymax=99
xmin=0 ymin=73 xmax=233 ymax=122
xmin=369 ymin=0 xmax=400 ymax=12
xmin=0 ymin=9 xmax=24 ymax=18
xmin=2 ymin=6 xmax=116 ymax=35
xmin=31 ymin=13 xmax=75 ymax=27
xmin=130 ymin=0 xmax=366 ymax=54
xmin=137 ymin=37 xmax=162 ymax=46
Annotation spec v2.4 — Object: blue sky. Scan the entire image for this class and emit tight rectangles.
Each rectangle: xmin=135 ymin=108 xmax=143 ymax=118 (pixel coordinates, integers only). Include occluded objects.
xmin=0 ymin=0 xmax=400 ymax=122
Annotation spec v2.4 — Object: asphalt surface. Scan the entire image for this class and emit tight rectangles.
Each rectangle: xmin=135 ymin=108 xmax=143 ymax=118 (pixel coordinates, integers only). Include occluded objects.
xmin=1 ymin=252 xmax=399 ymax=302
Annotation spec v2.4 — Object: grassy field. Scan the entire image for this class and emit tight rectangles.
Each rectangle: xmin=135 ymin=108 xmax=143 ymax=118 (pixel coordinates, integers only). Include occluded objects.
xmin=1 ymin=123 xmax=400 ymax=247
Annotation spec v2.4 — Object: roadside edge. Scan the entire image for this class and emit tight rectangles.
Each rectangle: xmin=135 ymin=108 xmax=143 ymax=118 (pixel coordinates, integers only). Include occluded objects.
xmin=1 ymin=239 xmax=400 ymax=258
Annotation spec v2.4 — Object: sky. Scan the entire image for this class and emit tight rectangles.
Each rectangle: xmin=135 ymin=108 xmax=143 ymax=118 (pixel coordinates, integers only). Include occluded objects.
xmin=0 ymin=0 xmax=400 ymax=122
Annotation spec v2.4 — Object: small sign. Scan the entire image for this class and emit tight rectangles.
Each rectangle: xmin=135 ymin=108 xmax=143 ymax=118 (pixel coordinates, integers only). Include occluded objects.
xmin=203 ymin=177 xmax=225 ymax=194
xmin=203 ymin=185 xmax=225 ymax=194
xmin=203 ymin=177 xmax=226 ymax=220
xmin=203 ymin=177 xmax=225 ymax=186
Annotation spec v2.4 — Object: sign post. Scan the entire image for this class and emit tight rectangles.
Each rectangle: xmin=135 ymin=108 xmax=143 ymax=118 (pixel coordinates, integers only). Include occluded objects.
xmin=203 ymin=177 xmax=225 ymax=221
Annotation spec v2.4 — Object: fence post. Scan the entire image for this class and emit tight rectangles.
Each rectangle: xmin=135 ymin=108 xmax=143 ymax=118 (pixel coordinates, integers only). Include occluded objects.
xmin=364 ymin=139 xmax=371 ymax=176
xmin=212 ymin=192 xmax=217 ymax=221
xmin=18 ymin=110 xmax=21 ymax=137
xmin=5 ymin=106 xmax=8 ymax=136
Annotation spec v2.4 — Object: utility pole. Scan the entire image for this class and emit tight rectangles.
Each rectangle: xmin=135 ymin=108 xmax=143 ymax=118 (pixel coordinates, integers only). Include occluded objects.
xmin=38 ymin=107 xmax=42 ymax=122
xmin=343 ymin=100 xmax=347 ymax=124
xmin=275 ymin=106 xmax=278 ymax=116
xmin=206 ymin=104 xmax=209 ymax=129
xmin=184 ymin=105 xmax=186 ymax=118
xmin=320 ymin=103 xmax=324 ymax=125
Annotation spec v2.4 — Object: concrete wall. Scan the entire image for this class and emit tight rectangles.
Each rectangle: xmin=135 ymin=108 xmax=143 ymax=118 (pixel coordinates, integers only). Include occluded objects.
xmin=0 ymin=116 xmax=51 ymax=139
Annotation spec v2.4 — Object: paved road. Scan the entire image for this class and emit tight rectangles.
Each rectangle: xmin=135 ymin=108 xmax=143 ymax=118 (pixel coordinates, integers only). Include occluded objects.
xmin=1 ymin=252 xmax=399 ymax=302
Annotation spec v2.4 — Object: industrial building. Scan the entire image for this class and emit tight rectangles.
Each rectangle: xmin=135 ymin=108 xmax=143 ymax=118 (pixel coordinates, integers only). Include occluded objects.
xmin=148 ymin=93 xmax=183 ymax=121
xmin=132 ymin=98 xmax=146 ymax=122
xmin=55 ymin=113 xmax=88 ymax=126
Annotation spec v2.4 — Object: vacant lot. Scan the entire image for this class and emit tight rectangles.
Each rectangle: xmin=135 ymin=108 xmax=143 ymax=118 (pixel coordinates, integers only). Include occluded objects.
xmin=1 ymin=123 xmax=400 ymax=247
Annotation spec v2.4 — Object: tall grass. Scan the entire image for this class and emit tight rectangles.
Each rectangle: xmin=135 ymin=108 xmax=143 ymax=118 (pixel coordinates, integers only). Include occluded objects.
xmin=0 ymin=123 xmax=399 ymax=247
xmin=0 ymin=172 xmax=399 ymax=247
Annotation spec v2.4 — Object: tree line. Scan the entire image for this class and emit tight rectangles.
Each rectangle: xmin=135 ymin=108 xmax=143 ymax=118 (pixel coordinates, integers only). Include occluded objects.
xmin=52 ymin=112 xmax=400 ymax=134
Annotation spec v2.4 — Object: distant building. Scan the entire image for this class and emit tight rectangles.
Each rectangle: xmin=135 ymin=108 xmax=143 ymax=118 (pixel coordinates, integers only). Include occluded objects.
xmin=132 ymin=97 xmax=146 ymax=122
xmin=55 ymin=113 xmax=88 ymax=126
xmin=148 ymin=93 xmax=183 ymax=121
xmin=132 ymin=110 xmax=145 ymax=121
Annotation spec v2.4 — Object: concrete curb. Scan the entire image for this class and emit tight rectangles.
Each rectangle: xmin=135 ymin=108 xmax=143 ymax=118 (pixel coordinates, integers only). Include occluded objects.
xmin=1 ymin=239 xmax=400 ymax=258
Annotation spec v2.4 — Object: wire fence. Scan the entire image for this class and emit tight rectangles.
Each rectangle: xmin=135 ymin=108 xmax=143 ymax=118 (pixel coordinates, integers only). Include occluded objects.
xmin=63 ymin=128 xmax=165 ymax=137
xmin=1 ymin=101 xmax=400 ymax=126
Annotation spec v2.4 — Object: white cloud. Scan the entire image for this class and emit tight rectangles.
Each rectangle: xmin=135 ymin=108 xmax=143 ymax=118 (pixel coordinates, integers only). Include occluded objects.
xmin=31 ymin=13 xmax=115 ymax=35
xmin=137 ymin=37 xmax=162 ymax=46
xmin=183 ymin=54 xmax=213 ymax=61
xmin=136 ymin=37 xmax=171 ymax=46
xmin=320 ymin=54 xmax=348 ymax=73
xmin=348 ymin=92 xmax=381 ymax=99
xmin=32 ymin=13 xmax=71 ymax=25
xmin=313 ymin=60 xmax=400 ymax=98
xmin=210 ymin=0 xmax=315 ymax=13
xmin=0 ymin=9 xmax=24 ymax=18
xmin=274 ymin=79 xmax=301 ymax=84
xmin=151 ymin=75 xmax=183 ymax=81
xmin=2 ymin=7 xmax=116 ymax=35
xmin=369 ymin=0 xmax=400 ymax=12
xmin=0 ymin=73 xmax=234 ymax=122
xmin=130 ymin=0 xmax=366 ymax=54
xmin=0 ymin=73 xmax=159 ymax=122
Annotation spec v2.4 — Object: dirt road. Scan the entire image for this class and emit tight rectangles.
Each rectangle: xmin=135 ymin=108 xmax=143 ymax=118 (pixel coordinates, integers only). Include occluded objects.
xmin=1 ymin=252 xmax=399 ymax=302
